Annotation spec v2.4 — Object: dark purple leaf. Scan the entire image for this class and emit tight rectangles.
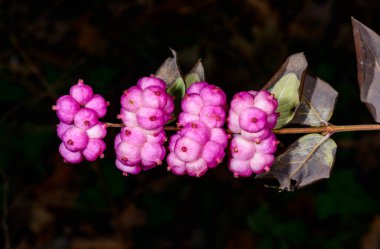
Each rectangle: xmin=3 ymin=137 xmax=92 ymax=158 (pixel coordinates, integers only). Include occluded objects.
xmin=290 ymin=74 xmax=338 ymax=127
xmin=259 ymin=133 xmax=337 ymax=191
xmin=352 ymin=17 xmax=380 ymax=122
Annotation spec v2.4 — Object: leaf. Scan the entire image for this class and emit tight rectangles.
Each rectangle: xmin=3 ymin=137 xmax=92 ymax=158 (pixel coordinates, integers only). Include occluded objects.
xmin=184 ymin=59 xmax=205 ymax=88
xmin=269 ymin=73 xmax=301 ymax=128
xmin=155 ymin=49 xmax=183 ymax=88
xmin=263 ymin=133 xmax=337 ymax=191
xmin=155 ymin=49 xmax=185 ymax=123
xmin=290 ymin=73 xmax=338 ymax=126
xmin=264 ymin=53 xmax=308 ymax=128
xmin=352 ymin=17 xmax=380 ymax=122
xmin=166 ymin=77 xmax=185 ymax=124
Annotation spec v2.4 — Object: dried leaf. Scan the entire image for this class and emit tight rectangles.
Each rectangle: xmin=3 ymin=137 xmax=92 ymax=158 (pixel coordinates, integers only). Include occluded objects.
xmin=185 ymin=59 xmax=205 ymax=88
xmin=264 ymin=53 xmax=308 ymax=128
xmin=155 ymin=49 xmax=182 ymax=88
xmin=352 ymin=18 xmax=380 ymax=122
xmin=265 ymin=133 xmax=337 ymax=191
xmin=269 ymin=73 xmax=301 ymax=128
xmin=291 ymin=74 xmax=338 ymax=126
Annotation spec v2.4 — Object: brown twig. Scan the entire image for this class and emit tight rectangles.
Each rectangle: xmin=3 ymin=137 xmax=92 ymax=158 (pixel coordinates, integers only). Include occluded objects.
xmin=105 ymin=122 xmax=380 ymax=135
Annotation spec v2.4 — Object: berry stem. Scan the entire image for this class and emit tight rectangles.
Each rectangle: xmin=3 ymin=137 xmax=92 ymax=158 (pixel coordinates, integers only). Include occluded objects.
xmin=105 ymin=122 xmax=380 ymax=134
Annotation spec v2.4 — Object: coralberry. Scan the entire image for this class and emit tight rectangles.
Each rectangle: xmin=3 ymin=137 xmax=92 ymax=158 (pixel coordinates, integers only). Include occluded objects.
xmin=114 ymin=76 xmax=173 ymax=175
xmin=53 ymin=79 xmax=108 ymax=163
xmin=227 ymin=90 xmax=278 ymax=177
xmin=167 ymin=82 xmax=229 ymax=176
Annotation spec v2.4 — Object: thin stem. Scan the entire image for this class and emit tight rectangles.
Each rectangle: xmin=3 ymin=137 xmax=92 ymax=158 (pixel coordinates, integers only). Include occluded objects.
xmin=105 ymin=122 xmax=380 ymax=134
xmin=272 ymin=124 xmax=380 ymax=134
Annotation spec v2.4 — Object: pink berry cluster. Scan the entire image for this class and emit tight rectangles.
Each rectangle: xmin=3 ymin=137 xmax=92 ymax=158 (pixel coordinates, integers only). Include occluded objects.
xmin=227 ymin=90 xmax=279 ymax=177
xmin=114 ymin=76 xmax=174 ymax=175
xmin=167 ymin=82 xmax=229 ymax=177
xmin=53 ymin=80 xmax=108 ymax=163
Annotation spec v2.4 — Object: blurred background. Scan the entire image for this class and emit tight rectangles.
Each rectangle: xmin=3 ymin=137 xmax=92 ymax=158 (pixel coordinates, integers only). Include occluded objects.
xmin=1 ymin=0 xmax=380 ymax=248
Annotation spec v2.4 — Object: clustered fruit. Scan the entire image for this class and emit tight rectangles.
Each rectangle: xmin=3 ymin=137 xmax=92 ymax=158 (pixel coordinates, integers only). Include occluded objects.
xmin=54 ymin=77 xmax=279 ymax=177
xmin=53 ymin=79 xmax=108 ymax=163
xmin=167 ymin=82 xmax=229 ymax=176
xmin=114 ymin=76 xmax=174 ymax=175
xmin=228 ymin=91 xmax=279 ymax=177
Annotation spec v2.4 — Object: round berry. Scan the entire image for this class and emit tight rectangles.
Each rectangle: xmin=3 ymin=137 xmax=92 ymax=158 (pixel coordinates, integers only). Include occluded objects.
xmin=239 ymin=107 xmax=267 ymax=133
xmin=69 ymin=79 xmax=93 ymax=105
xmin=62 ymin=127 xmax=89 ymax=152
xmin=120 ymin=86 xmax=143 ymax=112
xmin=74 ymin=108 xmax=99 ymax=129
xmin=116 ymin=141 xmax=142 ymax=165
xmin=54 ymin=95 xmax=80 ymax=124
xmin=85 ymin=94 xmax=108 ymax=118
xmin=174 ymin=137 xmax=203 ymax=163
xmin=181 ymin=93 xmax=204 ymax=115
xmin=59 ymin=143 xmax=83 ymax=164
xmin=137 ymin=76 xmax=166 ymax=90
xmin=229 ymin=158 xmax=253 ymax=178
xmin=230 ymin=92 xmax=254 ymax=115
xmin=136 ymin=107 xmax=166 ymax=130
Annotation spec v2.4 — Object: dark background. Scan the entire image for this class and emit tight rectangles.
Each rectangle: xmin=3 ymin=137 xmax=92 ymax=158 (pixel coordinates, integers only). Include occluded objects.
xmin=1 ymin=0 xmax=380 ymax=248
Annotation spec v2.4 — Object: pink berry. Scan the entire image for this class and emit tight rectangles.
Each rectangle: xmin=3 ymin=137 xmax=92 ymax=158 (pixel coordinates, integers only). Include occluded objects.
xmin=137 ymin=76 xmax=166 ymax=90
xmin=146 ymin=128 xmax=166 ymax=143
xmin=253 ymin=90 xmax=278 ymax=115
xmin=166 ymin=153 xmax=186 ymax=175
xmin=136 ymin=107 xmax=166 ymax=130
xmin=141 ymin=142 xmax=165 ymax=165
xmin=210 ymin=128 xmax=229 ymax=148
xmin=57 ymin=122 xmax=73 ymax=140
xmin=230 ymin=135 xmax=255 ymax=160
xmin=85 ymin=94 xmax=108 ymax=118
xmin=116 ymin=141 xmax=142 ymax=165
xmin=62 ymin=127 xmax=89 ymax=152
xmin=82 ymin=138 xmax=106 ymax=161
xmin=142 ymin=86 xmax=168 ymax=109
xmin=239 ymin=107 xmax=267 ymax=133
xmin=267 ymin=113 xmax=278 ymax=129
xmin=114 ymin=133 xmax=122 ymax=150
xmin=227 ymin=110 xmax=241 ymax=133
xmin=186 ymin=82 xmax=208 ymax=94
xmin=54 ymin=95 xmax=80 ymax=124
xmin=86 ymin=123 xmax=107 ymax=139
xmin=229 ymin=158 xmax=253 ymax=178
xmin=119 ymin=109 xmax=139 ymax=127
xmin=74 ymin=108 xmax=99 ymax=129
xmin=59 ymin=142 xmax=83 ymax=164
xmin=241 ymin=129 xmax=270 ymax=143
xmin=69 ymin=79 xmax=94 ymax=105
xmin=255 ymin=133 xmax=278 ymax=154
xmin=250 ymin=153 xmax=274 ymax=174
xmin=168 ymin=134 xmax=181 ymax=152
xmin=178 ymin=112 xmax=199 ymax=126
xmin=230 ymin=92 xmax=254 ymax=115
xmin=199 ymin=85 xmax=227 ymax=106
xmin=202 ymin=141 xmax=224 ymax=168
xmin=120 ymin=86 xmax=143 ymax=112
xmin=120 ymin=126 xmax=147 ymax=146
xmin=174 ymin=137 xmax=203 ymax=163
xmin=179 ymin=121 xmax=211 ymax=145
xmin=186 ymin=158 xmax=208 ymax=177
xmin=115 ymin=159 xmax=142 ymax=175
xmin=199 ymin=105 xmax=226 ymax=128
xmin=181 ymin=94 xmax=204 ymax=115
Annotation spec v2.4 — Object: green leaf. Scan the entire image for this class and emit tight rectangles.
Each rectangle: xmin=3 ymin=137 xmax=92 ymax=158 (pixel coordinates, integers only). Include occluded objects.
xmin=155 ymin=49 xmax=182 ymax=88
xmin=269 ymin=73 xmax=301 ymax=128
xmin=264 ymin=53 xmax=307 ymax=128
xmin=184 ymin=59 xmax=205 ymax=88
xmin=260 ymin=133 xmax=337 ymax=191
xmin=290 ymin=74 xmax=338 ymax=127
xmin=166 ymin=77 xmax=185 ymax=123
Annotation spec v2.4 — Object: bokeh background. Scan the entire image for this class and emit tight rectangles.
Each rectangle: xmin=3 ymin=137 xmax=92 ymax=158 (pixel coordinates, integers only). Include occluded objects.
xmin=1 ymin=0 xmax=380 ymax=248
